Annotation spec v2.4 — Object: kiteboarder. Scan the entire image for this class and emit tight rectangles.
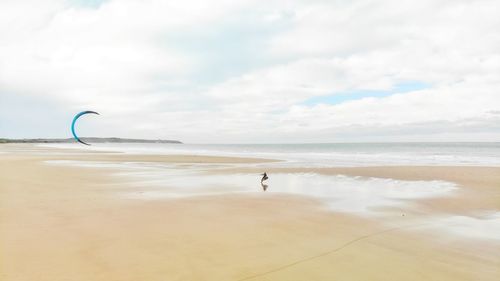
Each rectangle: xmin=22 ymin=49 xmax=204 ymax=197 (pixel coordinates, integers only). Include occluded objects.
xmin=261 ymin=172 xmax=268 ymax=183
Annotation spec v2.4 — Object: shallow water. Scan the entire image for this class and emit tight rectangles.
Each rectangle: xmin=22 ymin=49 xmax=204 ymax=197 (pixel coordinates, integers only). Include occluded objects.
xmin=46 ymin=160 xmax=457 ymax=216
xmin=428 ymin=213 xmax=500 ymax=241
xmin=133 ymin=173 xmax=457 ymax=216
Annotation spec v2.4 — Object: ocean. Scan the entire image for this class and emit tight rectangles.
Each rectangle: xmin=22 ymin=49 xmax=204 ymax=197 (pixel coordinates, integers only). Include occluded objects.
xmin=41 ymin=142 xmax=500 ymax=167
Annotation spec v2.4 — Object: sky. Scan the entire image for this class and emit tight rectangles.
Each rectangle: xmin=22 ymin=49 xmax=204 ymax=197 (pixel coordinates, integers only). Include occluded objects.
xmin=1 ymin=0 xmax=499 ymax=143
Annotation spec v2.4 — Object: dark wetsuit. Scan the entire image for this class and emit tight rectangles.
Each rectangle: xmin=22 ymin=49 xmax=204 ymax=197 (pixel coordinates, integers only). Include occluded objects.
xmin=261 ymin=172 xmax=268 ymax=183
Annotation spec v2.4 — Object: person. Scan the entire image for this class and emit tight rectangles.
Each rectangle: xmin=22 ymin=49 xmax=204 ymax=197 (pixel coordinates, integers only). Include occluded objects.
xmin=261 ymin=172 xmax=268 ymax=183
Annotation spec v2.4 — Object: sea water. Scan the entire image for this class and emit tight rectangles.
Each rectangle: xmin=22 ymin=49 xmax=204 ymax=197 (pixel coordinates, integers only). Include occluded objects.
xmin=41 ymin=142 xmax=500 ymax=167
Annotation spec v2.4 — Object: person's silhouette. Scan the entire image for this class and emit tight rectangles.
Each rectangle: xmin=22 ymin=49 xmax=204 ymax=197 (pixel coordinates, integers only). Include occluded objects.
xmin=260 ymin=172 xmax=268 ymax=183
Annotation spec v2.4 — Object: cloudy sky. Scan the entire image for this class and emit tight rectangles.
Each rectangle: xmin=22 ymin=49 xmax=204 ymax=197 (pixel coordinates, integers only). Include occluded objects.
xmin=1 ymin=0 xmax=499 ymax=143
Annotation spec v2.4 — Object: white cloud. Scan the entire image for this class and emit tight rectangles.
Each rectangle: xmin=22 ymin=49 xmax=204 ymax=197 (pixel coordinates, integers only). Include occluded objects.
xmin=1 ymin=0 xmax=499 ymax=142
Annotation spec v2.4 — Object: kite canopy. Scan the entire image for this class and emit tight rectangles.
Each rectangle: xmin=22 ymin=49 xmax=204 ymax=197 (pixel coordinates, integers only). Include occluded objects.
xmin=71 ymin=111 xmax=99 ymax=146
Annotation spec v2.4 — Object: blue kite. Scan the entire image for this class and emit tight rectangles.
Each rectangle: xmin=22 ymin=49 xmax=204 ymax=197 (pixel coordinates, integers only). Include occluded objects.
xmin=71 ymin=111 xmax=99 ymax=145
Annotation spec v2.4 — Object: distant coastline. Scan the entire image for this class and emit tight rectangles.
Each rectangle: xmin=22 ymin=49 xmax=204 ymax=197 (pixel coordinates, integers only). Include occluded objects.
xmin=0 ymin=137 xmax=182 ymax=144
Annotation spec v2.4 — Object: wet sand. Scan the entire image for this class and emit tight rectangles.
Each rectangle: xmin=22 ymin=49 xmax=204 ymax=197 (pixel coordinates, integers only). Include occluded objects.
xmin=1 ymin=144 xmax=499 ymax=281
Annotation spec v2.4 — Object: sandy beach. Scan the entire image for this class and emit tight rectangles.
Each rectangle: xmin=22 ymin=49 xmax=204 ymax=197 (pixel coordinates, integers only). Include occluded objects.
xmin=1 ymin=144 xmax=499 ymax=281
xmin=4 ymin=0 xmax=500 ymax=279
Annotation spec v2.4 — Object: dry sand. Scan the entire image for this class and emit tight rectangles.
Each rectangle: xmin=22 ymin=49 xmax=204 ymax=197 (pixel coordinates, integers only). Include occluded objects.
xmin=1 ymin=144 xmax=499 ymax=281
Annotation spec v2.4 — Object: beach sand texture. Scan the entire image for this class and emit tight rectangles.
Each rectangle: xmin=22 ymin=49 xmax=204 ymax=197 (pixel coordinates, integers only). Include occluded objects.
xmin=1 ymin=144 xmax=499 ymax=281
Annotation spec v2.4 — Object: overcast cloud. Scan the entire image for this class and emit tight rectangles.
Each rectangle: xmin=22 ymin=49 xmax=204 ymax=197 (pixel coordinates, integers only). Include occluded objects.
xmin=1 ymin=0 xmax=499 ymax=143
